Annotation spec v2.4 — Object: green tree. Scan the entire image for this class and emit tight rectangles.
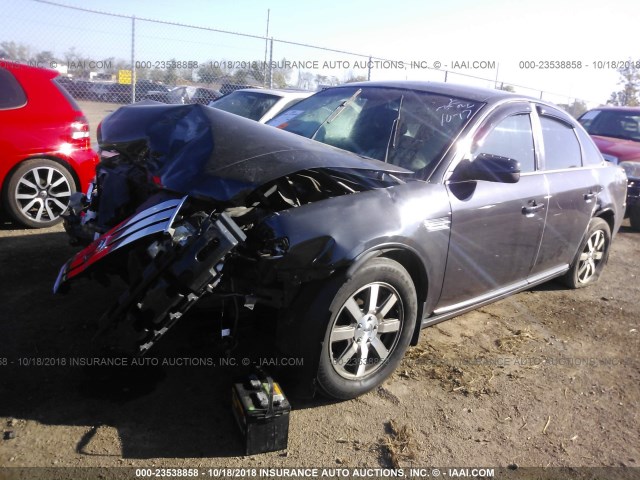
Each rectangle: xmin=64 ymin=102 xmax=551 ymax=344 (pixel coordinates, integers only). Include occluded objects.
xmin=607 ymin=62 xmax=640 ymax=106
xmin=315 ymin=74 xmax=340 ymax=87
xmin=233 ymin=68 xmax=256 ymax=85
xmin=557 ymin=100 xmax=588 ymax=118
xmin=265 ymin=58 xmax=292 ymax=88
xmin=178 ymin=67 xmax=195 ymax=84
xmin=197 ymin=61 xmax=226 ymax=84
xmin=163 ymin=58 xmax=179 ymax=86
xmin=147 ymin=68 xmax=165 ymax=83
xmin=270 ymin=70 xmax=289 ymax=88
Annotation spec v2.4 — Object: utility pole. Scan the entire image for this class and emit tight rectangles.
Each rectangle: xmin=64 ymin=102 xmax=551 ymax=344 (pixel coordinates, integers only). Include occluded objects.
xmin=263 ymin=9 xmax=270 ymax=86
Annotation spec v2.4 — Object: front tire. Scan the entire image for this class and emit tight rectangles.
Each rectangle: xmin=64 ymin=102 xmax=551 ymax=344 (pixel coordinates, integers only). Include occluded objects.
xmin=3 ymin=159 xmax=76 ymax=228
xmin=315 ymin=257 xmax=417 ymax=399
xmin=561 ymin=217 xmax=611 ymax=289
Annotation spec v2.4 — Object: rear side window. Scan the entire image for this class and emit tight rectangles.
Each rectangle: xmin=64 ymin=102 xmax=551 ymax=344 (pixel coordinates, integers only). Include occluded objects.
xmin=540 ymin=116 xmax=581 ymax=170
xmin=575 ymin=127 xmax=605 ymax=166
xmin=53 ymin=77 xmax=82 ymax=111
xmin=213 ymin=92 xmax=280 ymax=121
xmin=0 ymin=68 xmax=27 ymax=109
xmin=278 ymin=98 xmax=305 ymax=113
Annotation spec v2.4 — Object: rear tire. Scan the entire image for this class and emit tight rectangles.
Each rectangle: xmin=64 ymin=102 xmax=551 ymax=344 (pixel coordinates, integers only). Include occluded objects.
xmin=561 ymin=217 xmax=611 ymax=289
xmin=3 ymin=159 xmax=76 ymax=228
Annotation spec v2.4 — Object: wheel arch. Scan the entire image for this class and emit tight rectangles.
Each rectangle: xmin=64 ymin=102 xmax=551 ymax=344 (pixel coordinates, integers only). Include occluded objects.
xmin=274 ymin=243 xmax=431 ymax=396
xmin=594 ymin=207 xmax=615 ymax=236
xmin=2 ymin=155 xmax=81 ymax=194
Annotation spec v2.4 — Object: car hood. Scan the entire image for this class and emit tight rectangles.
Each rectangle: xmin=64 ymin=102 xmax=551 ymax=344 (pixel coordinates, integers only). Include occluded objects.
xmin=98 ymin=103 xmax=411 ymax=204
xmin=591 ymin=135 xmax=640 ymax=162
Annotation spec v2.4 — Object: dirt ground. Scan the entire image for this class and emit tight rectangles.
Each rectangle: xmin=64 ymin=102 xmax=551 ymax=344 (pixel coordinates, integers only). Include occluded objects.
xmin=0 ymin=100 xmax=639 ymax=478
xmin=0 ymin=209 xmax=638 ymax=480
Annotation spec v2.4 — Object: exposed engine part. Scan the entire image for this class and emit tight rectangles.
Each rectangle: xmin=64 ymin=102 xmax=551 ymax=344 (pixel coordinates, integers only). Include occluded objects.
xmin=95 ymin=211 xmax=246 ymax=354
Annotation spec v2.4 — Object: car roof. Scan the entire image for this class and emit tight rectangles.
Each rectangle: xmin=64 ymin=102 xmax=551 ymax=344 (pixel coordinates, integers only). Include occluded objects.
xmin=230 ymin=87 xmax=313 ymax=98
xmin=325 ymin=80 xmax=584 ymax=125
xmin=328 ymin=80 xmax=523 ymax=104
xmin=585 ymin=106 xmax=640 ymax=113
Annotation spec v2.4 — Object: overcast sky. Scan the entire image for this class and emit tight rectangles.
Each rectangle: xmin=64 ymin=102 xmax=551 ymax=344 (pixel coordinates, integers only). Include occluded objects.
xmin=2 ymin=0 xmax=638 ymax=104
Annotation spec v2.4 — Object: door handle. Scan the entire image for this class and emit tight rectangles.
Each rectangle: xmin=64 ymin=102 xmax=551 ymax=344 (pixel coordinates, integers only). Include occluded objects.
xmin=522 ymin=202 xmax=545 ymax=215
xmin=584 ymin=192 xmax=596 ymax=202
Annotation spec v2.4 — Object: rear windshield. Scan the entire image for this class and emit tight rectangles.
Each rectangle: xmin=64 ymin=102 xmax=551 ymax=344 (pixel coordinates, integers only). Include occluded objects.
xmin=0 ymin=68 xmax=27 ymax=109
xmin=212 ymin=91 xmax=280 ymax=121
xmin=53 ymin=77 xmax=82 ymax=111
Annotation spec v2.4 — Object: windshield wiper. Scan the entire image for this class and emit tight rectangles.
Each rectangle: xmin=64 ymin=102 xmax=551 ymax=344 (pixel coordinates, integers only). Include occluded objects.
xmin=311 ymin=88 xmax=362 ymax=140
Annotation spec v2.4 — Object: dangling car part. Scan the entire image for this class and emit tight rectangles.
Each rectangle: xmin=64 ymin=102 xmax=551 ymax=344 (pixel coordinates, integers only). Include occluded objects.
xmin=56 ymin=195 xmax=246 ymax=353
xmin=56 ymin=83 xmax=626 ymax=400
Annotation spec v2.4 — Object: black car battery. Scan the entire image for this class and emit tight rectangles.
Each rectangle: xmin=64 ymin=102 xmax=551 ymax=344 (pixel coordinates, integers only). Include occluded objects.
xmin=231 ymin=371 xmax=291 ymax=455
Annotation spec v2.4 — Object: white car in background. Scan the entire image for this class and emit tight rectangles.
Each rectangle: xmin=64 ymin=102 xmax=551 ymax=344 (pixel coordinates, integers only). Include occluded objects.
xmin=208 ymin=88 xmax=313 ymax=123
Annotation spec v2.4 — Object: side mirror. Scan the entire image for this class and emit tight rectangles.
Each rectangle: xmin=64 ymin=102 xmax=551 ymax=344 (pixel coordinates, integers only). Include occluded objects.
xmin=453 ymin=153 xmax=521 ymax=183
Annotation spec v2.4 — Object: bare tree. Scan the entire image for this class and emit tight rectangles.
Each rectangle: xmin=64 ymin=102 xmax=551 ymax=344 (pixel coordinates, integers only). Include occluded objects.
xmin=607 ymin=61 xmax=640 ymax=106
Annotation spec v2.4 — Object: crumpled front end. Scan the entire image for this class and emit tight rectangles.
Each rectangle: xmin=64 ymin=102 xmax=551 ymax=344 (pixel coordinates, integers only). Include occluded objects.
xmin=55 ymin=102 xmax=414 ymax=355
xmin=57 ymin=192 xmax=247 ymax=354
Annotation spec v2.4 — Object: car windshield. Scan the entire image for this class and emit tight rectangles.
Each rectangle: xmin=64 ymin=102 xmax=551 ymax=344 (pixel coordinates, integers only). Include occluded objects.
xmin=211 ymin=91 xmax=280 ymax=121
xmin=267 ymin=86 xmax=484 ymax=175
xmin=580 ymin=110 xmax=640 ymax=142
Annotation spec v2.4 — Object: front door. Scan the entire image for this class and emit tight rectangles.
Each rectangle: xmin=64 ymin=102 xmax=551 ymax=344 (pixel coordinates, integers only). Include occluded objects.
xmin=436 ymin=107 xmax=547 ymax=311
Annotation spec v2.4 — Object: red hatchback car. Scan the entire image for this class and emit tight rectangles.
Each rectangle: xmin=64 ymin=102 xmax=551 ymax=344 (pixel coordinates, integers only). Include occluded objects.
xmin=0 ymin=61 xmax=98 ymax=228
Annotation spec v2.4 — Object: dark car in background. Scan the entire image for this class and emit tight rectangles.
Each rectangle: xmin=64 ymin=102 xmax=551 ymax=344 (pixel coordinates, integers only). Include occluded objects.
xmin=190 ymin=87 xmax=222 ymax=104
xmin=57 ymin=82 xmax=626 ymax=399
xmin=91 ymin=80 xmax=170 ymax=103
xmin=578 ymin=106 xmax=640 ymax=230
xmin=0 ymin=61 xmax=98 ymax=227
xmin=55 ymin=76 xmax=94 ymax=99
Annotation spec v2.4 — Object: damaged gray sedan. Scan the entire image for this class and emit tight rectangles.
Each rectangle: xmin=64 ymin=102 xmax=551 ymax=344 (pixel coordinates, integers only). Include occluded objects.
xmin=55 ymin=82 xmax=627 ymax=399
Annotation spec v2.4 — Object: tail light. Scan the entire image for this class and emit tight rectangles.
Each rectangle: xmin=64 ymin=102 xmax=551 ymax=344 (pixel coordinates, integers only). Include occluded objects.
xmin=70 ymin=115 xmax=90 ymax=146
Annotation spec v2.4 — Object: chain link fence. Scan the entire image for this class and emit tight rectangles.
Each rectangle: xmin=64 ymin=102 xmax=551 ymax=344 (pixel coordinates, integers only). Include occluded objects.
xmin=1 ymin=0 xmax=597 ymax=119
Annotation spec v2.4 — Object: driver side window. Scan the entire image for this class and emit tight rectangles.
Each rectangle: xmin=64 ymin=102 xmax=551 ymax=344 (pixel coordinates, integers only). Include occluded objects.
xmin=474 ymin=114 xmax=536 ymax=173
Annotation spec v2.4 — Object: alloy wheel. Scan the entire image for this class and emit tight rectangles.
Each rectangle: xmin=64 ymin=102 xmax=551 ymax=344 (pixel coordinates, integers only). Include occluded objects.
xmin=328 ymin=282 xmax=404 ymax=380
xmin=577 ymin=229 xmax=606 ymax=284
xmin=14 ymin=165 xmax=72 ymax=224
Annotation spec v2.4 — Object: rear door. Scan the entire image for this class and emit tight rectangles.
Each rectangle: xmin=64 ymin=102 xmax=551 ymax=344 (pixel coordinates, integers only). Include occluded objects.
xmin=436 ymin=103 xmax=548 ymax=311
xmin=529 ymin=106 xmax=599 ymax=277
